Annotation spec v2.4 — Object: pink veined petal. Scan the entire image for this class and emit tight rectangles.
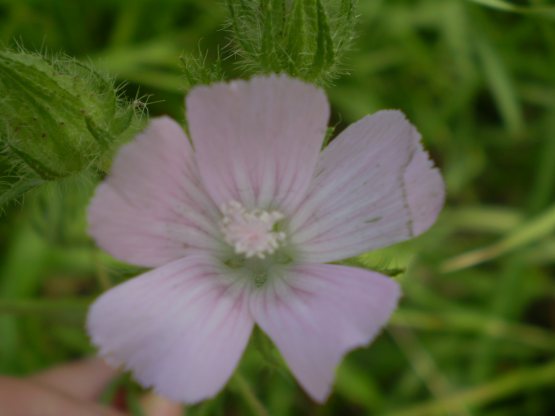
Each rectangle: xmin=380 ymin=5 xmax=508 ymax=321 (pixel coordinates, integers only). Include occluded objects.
xmin=186 ymin=75 xmax=329 ymax=213
xmin=250 ymin=264 xmax=400 ymax=403
xmin=87 ymin=255 xmax=254 ymax=404
xmin=88 ymin=116 xmax=222 ymax=268
xmin=290 ymin=110 xmax=445 ymax=263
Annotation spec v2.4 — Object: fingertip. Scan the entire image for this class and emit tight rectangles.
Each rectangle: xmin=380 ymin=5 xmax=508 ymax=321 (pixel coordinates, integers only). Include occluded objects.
xmin=31 ymin=356 xmax=120 ymax=400
xmin=141 ymin=392 xmax=184 ymax=416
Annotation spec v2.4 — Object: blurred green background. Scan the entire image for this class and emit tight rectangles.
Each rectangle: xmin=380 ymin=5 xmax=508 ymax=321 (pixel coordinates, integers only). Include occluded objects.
xmin=1 ymin=0 xmax=555 ymax=415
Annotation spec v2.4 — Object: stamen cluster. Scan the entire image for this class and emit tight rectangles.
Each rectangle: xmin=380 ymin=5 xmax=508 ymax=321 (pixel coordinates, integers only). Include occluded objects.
xmin=220 ymin=200 xmax=286 ymax=259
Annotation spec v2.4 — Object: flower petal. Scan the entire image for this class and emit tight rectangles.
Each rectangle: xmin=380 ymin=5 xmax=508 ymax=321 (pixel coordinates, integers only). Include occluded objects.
xmin=87 ymin=255 xmax=253 ymax=404
xmin=88 ymin=117 xmax=221 ymax=268
xmin=290 ymin=110 xmax=445 ymax=263
xmin=250 ymin=264 xmax=400 ymax=402
xmin=186 ymin=75 xmax=329 ymax=212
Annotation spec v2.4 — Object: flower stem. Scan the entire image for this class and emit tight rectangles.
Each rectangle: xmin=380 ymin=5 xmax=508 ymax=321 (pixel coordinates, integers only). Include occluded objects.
xmin=231 ymin=373 xmax=269 ymax=416
xmin=93 ymin=250 xmax=112 ymax=291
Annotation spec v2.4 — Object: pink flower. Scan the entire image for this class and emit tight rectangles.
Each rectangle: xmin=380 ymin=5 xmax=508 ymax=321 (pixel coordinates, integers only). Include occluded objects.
xmin=87 ymin=75 xmax=444 ymax=403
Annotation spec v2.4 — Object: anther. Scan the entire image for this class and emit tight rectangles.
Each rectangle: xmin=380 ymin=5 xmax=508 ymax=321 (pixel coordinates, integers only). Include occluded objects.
xmin=220 ymin=200 xmax=286 ymax=259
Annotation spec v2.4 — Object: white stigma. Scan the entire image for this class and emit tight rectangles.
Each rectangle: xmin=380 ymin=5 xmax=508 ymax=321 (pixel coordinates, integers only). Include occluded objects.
xmin=220 ymin=200 xmax=286 ymax=259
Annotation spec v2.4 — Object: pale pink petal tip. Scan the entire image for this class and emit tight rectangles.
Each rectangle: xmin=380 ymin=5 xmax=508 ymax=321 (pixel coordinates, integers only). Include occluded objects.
xmin=291 ymin=109 xmax=445 ymax=263
xmin=186 ymin=74 xmax=329 ymax=211
xmin=403 ymin=140 xmax=445 ymax=236
xmin=87 ymin=256 xmax=254 ymax=404
xmin=88 ymin=116 xmax=220 ymax=268
xmin=251 ymin=264 xmax=401 ymax=402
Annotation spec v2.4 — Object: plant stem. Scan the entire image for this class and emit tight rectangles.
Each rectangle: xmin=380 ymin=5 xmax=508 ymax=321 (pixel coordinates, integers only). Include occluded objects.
xmin=386 ymin=359 xmax=555 ymax=416
xmin=232 ymin=373 xmax=269 ymax=416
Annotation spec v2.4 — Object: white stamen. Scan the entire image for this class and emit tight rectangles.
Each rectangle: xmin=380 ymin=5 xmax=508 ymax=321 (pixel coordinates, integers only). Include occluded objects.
xmin=220 ymin=200 xmax=286 ymax=259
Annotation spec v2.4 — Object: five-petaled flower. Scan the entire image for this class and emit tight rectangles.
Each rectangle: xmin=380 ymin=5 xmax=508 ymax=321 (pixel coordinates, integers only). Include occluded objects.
xmin=87 ymin=75 xmax=444 ymax=404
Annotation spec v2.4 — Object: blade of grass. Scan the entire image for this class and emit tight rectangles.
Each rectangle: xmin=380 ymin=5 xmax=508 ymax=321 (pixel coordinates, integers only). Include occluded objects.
xmin=388 ymin=327 xmax=471 ymax=416
xmin=393 ymin=308 xmax=555 ymax=351
xmin=441 ymin=203 xmax=555 ymax=272
xmin=467 ymin=0 xmax=555 ymax=16
xmin=0 ymin=225 xmax=49 ymax=371
xmin=335 ymin=359 xmax=384 ymax=412
xmin=386 ymin=359 xmax=555 ymax=416
xmin=443 ymin=206 xmax=522 ymax=234
xmin=528 ymin=104 xmax=555 ymax=214
xmin=475 ymin=36 xmax=523 ymax=136
xmin=469 ymin=258 xmax=527 ymax=382
xmin=0 ymin=298 xmax=88 ymax=325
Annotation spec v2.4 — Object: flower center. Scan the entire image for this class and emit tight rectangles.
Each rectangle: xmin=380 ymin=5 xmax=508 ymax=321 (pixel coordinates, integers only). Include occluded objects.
xmin=220 ymin=200 xmax=286 ymax=259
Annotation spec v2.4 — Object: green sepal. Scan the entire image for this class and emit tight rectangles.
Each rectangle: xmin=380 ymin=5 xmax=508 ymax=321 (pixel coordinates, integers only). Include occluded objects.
xmin=180 ymin=48 xmax=225 ymax=92
xmin=0 ymin=49 xmax=140 ymax=209
xmin=311 ymin=0 xmax=335 ymax=78
xmin=85 ymin=117 xmax=114 ymax=150
xmin=285 ymin=0 xmax=309 ymax=73
xmin=110 ymin=105 xmax=135 ymax=136
xmin=8 ymin=145 xmax=67 ymax=180
xmin=224 ymin=0 xmax=358 ymax=84
xmin=0 ymin=177 xmax=44 ymax=209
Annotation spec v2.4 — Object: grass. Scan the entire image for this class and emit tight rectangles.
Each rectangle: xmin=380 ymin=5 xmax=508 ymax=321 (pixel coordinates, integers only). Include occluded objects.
xmin=1 ymin=0 xmax=554 ymax=415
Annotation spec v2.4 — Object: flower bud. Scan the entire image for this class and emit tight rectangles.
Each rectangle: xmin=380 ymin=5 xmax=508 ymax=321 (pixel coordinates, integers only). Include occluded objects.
xmin=225 ymin=0 xmax=357 ymax=84
xmin=0 ymin=50 xmax=140 ymax=180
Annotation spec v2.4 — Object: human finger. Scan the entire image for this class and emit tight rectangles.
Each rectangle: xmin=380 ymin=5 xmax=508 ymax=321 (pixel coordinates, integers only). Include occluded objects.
xmin=0 ymin=376 xmax=125 ymax=416
xmin=140 ymin=392 xmax=184 ymax=416
xmin=29 ymin=357 xmax=118 ymax=401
